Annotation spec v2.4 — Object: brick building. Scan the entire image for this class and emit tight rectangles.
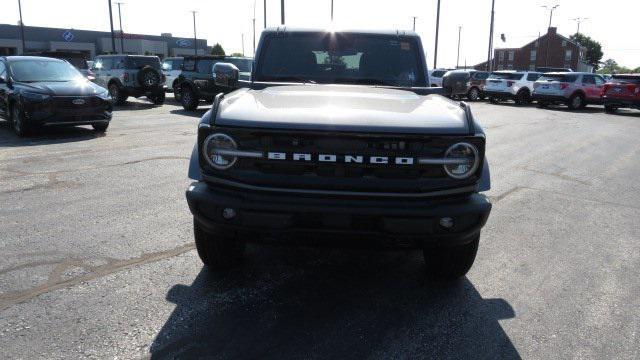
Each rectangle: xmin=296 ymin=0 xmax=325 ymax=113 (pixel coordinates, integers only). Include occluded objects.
xmin=475 ymin=27 xmax=593 ymax=72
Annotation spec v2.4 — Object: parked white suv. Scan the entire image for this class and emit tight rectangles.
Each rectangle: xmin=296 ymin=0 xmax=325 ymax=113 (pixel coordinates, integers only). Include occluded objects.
xmin=162 ymin=57 xmax=183 ymax=94
xmin=484 ymin=71 xmax=542 ymax=105
xmin=428 ymin=68 xmax=453 ymax=87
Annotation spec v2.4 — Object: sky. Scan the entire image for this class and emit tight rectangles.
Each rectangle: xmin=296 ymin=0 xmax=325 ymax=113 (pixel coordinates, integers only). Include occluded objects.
xmin=1 ymin=0 xmax=638 ymax=68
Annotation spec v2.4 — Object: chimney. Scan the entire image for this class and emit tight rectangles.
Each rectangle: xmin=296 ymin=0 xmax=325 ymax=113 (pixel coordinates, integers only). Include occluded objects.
xmin=547 ymin=27 xmax=557 ymax=37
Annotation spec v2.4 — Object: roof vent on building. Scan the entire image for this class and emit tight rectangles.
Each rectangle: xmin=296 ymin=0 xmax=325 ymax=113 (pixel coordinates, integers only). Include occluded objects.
xmin=161 ymin=33 xmax=172 ymax=38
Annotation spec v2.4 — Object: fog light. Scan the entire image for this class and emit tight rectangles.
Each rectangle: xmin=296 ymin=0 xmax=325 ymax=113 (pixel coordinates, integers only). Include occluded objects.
xmin=222 ymin=208 xmax=236 ymax=220
xmin=439 ymin=217 xmax=454 ymax=229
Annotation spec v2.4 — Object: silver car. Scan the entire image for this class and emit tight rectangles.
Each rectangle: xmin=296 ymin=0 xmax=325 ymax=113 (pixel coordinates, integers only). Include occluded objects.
xmin=532 ymin=72 xmax=606 ymax=110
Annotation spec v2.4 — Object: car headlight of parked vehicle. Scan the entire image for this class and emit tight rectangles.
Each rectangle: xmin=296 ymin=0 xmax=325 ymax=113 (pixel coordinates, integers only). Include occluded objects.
xmin=443 ymin=142 xmax=480 ymax=179
xmin=203 ymin=133 xmax=239 ymax=170
xmin=22 ymin=92 xmax=51 ymax=102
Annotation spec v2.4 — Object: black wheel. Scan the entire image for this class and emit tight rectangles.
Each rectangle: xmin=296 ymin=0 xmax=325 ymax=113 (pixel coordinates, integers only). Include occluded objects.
xmin=108 ymin=83 xmax=128 ymax=105
xmin=568 ymin=93 xmax=585 ymax=110
xmin=515 ymin=90 xmax=531 ymax=105
xmin=537 ymin=101 xmax=548 ymax=108
xmin=423 ymin=235 xmax=480 ymax=280
xmin=467 ymin=87 xmax=480 ymax=101
xmin=11 ymin=104 xmax=31 ymax=137
xmin=138 ymin=66 xmax=161 ymax=89
xmin=180 ymin=85 xmax=199 ymax=111
xmin=604 ymin=104 xmax=617 ymax=114
xmin=489 ymin=97 xmax=499 ymax=104
xmin=193 ymin=219 xmax=244 ymax=270
xmin=150 ymin=92 xmax=165 ymax=105
xmin=173 ymin=83 xmax=182 ymax=102
xmin=92 ymin=122 xmax=109 ymax=133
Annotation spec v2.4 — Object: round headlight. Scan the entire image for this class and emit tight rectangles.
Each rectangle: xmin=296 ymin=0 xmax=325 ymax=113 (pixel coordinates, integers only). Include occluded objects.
xmin=203 ymin=133 xmax=238 ymax=170
xmin=443 ymin=142 xmax=479 ymax=179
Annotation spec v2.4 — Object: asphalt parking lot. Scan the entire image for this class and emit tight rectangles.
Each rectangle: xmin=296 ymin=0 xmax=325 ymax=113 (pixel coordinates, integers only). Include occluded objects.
xmin=1 ymin=96 xmax=639 ymax=359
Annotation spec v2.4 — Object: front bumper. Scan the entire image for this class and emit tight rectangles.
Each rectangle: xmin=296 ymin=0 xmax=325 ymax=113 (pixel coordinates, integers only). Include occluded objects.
xmin=185 ymin=181 xmax=492 ymax=249
xmin=484 ymin=90 xmax=516 ymax=100
xmin=23 ymin=99 xmax=113 ymax=126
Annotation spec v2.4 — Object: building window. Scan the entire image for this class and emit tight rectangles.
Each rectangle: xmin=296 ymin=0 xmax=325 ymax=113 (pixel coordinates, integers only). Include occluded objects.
xmin=565 ymin=50 xmax=572 ymax=61
xmin=508 ymin=51 xmax=514 ymax=61
xmin=530 ymin=64 xmax=536 ymax=70
xmin=497 ymin=64 xmax=504 ymax=70
xmin=530 ymin=50 xmax=537 ymax=61
xmin=562 ymin=40 xmax=567 ymax=47
xmin=499 ymin=51 xmax=504 ymax=62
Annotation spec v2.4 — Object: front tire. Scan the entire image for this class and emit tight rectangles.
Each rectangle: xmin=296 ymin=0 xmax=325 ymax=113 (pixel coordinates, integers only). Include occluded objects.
xmin=11 ymin=104 xmax=31 ymax=137
xmin=423 ymin=235 xmax=479 ymax=280
xmin=109 ymin=83 xmax=128 ymax=105
xmin=180 ymin=85 xmax=199 ymax=111
xmin=568 ymin=93 xmax=585 ymax=110
xmin=467 ymin=87 xmax=480 ymax=101
xmin=92 ymin=122 xmax=109 ymax=133
xmin=515 ymin=90 xmax=531 ymax=105
xmin=193 ymin=219 xmax=244 ymax=270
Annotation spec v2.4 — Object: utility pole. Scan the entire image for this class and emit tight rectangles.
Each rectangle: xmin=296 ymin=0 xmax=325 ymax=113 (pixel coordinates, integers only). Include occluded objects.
xmin=264 ymin=0 xmax=267 ymax=28
xmin=433 ymin=0 xmax=441 ymax=69
xmin=456 ymin=26 xmax=462 ymax=68
xmin=253 ymin=0 xmax=257 ymax=55
xmin=108 ymin=0 xmax=116 ymax=53
xmin=571 ymin=17 xmax=589 ymax=34
xmin=542 ymin=4 xmax=559 ymax=67
xmin=191 ymin=11 xmax=198 ymax=55
xmin=116 ymin=2 xmax=125 ymax=54
xmin=17 ymin=0 xmax=26 ymax=53
xmin=412 ymin=16 xmax=417 ymax=31
xmin=486 ymin=0 xmax=495 ymax=72
xmin=280 ymin=0 xmax=285 ymax=25
xmin=241 ymin=34 xmax=245 ymax=56
xmin=331 ymin=0 xmax=334 ymax=21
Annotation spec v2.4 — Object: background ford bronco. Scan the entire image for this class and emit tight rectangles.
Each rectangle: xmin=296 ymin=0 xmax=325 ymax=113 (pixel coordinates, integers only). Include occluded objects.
xmin=186 ymin=28 xmax=492 ymax=280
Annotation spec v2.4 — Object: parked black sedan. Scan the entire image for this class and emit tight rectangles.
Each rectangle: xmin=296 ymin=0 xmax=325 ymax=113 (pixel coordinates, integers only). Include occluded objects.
xmin=0 ymin=56 xmax=112 ymax=137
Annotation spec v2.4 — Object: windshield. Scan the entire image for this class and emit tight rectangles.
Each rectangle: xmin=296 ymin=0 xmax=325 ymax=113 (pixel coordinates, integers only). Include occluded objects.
xmin=9 ymin=59 xmax=83 ymax=82
xmin=226 ymin=58 xmax=252 ymax=73
xmin=64 ymin=57 xmax=88 ymax=69
xmin=256 ymin=33 xmax=426 ymax=87
xmin=431 ymin=70 xmax=447 ymax=78
xmin=472 ymin=72 xmax=490 ymax=80
xmin=489 ymin=72 xmax=523 ymax=80
xmin=125 ymin=56 xmax=161 ymax=70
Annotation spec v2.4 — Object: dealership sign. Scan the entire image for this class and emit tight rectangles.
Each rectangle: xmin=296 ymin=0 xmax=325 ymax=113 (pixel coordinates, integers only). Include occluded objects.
xmin=62 ymin=30 xmax=74 ymax=42
xmin=176 ymin=39 xmax=192 ymax=47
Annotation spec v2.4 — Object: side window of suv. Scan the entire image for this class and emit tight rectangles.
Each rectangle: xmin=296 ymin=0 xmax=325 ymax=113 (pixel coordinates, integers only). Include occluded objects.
xmin=594 ymin=76 xmax=605 ymax=86
xmin=112 ymin=57 xmax=125 ymax=70
xmin=196 ymin=60 xmax=213 ymax=74
xmin=583 ymin=75 xmax=596 ymax=85
xmin=0 ymin=61 xmax=6 ymax=81
xmin=183 ymin=59 xmax=196 ymax=71
xmin=527 ymin=73 xmax=541 ymax=81
xmin=98 ymin=57 xmax=113 ymax=71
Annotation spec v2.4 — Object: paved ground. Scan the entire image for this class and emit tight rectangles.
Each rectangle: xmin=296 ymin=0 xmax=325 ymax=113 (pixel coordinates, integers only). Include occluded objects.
xmin=0 ymin=95 xmax=639 ymax=359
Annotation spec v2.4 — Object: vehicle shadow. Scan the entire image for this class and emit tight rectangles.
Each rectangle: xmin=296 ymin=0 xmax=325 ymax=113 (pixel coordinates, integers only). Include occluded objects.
xmin=0 ymin=120 xmax=105 ymax=147
xmin=170 ymin=108 xmax=209 ymax=118
xmin=149 ymin=246 xmax=519 ymax=359
xmin=113 ymin=101 xmax=157 ymax=111
xmin=541 ymin=106 xmax=604 ymax=114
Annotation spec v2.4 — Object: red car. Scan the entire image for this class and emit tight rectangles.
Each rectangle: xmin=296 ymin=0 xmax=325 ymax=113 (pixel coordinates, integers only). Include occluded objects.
xmin=603 ymin=74 xmax=640 ymax=113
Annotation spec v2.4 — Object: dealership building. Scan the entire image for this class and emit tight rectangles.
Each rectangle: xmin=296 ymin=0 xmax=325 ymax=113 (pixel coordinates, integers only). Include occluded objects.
xmin=0 ymin=23 xmax=210 ymax=59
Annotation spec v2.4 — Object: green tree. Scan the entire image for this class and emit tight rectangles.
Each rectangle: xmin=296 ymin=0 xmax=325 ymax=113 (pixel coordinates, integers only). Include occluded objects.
xmin=230 ymin=52 xmax=244 ymax=57
xmin=210 ymin=43 xmax=225 ymax=56
xmin=570 ymin=33 xmax=604 ymax=70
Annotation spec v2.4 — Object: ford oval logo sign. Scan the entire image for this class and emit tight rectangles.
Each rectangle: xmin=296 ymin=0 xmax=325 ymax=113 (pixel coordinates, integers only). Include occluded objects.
xmin=72 ymin=99 xmax=86 ymax=105
xmin=176 ymin=39 xmax=191 ymax=47
xmin=62 ymin=30 xmax=75 ymax=42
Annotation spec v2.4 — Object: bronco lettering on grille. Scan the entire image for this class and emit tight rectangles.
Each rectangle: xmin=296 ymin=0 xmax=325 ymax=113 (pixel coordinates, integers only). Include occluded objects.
xmin=266 ymin=152 xmax=415 ymax=165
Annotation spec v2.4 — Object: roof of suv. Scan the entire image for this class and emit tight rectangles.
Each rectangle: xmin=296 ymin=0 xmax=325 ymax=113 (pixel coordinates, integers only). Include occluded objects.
xmin=2 ymin=55 xmax=66 ymax=62
xmin=262 ymin=26 xmax=419 ymax=37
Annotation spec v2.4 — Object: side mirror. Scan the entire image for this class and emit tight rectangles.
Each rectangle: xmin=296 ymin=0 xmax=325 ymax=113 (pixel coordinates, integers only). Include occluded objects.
xmin=442 ymin=70 xmax=471 ymax=97
xmin=213 ymin=62 xmax=239 ymax=88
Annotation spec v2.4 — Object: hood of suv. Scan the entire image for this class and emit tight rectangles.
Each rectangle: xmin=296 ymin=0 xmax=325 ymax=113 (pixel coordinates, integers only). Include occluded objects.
xmin=215 ymin=85 xmax=470 ymax=135
xmin=17 ymin=79 xmax=106 ymax=96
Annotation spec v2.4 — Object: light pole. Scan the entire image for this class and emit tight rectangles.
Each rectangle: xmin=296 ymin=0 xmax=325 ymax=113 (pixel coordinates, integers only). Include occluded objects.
xmin=571 ymin=17 xmax=589 ymax=34
xmin=253 ymin=0 xmax=257 ymax=55
xmin=486 ymin=0 xmax=495 ymax=72
xmin=264 ymin=0 xmax=267 ymax=28
xmin=412 ymin=16 xmax=417 ymax=31
xmin=280 ymin=0 xmax=285 ymax=25
xmin=542 ymin=4 xmax=559 ymax=67
xmin=433 ymin=0 xmax=441 ymax=69
xmin=108 ymin=0 xmax=116 ymax=53
xmin=456 ymin=26 xmax=462 ymax=69
xmin=115 ymin=2 xmax=125 ymax=54
xmin=17 ymin=0 xmax=26 ymax=54
xmin=331 ymin=0 xmax=334 ymax=21
xmin=242 ymin=34 xmax=245 ymax=56
xmin=191 ymin=11 xmax=198 ymax=55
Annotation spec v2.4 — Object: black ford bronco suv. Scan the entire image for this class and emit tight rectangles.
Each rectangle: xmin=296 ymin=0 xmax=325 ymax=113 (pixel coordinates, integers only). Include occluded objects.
xmin=186 ymin=28 xmax=492 ymax=280
xmin=174 ymin=55 xmax=253 ymax=110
